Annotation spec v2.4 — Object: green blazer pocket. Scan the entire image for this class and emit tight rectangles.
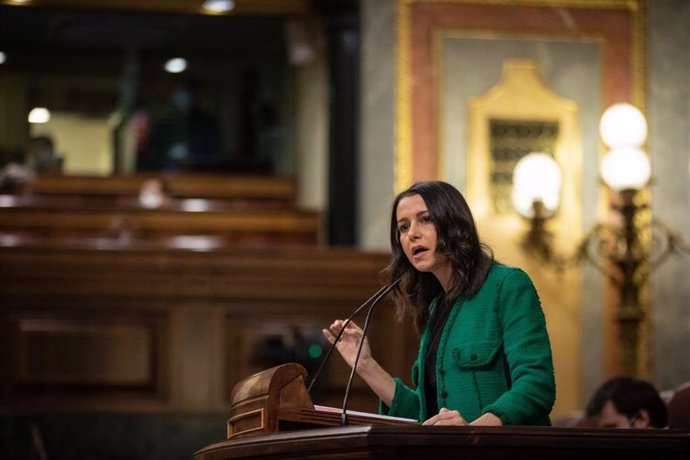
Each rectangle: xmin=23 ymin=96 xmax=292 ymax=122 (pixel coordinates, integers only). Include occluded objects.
xmin=451 ymin=341 xmax=502 ymax=369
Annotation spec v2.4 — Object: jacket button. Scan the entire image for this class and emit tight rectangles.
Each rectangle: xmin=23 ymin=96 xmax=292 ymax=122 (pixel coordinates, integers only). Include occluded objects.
xmin=441 ymin=391 xmax=448 ymax=398
xmin=439 ymin=368 xmax=445 ymax=375
xmin=470 ymin=353 xmax=477 ymax=361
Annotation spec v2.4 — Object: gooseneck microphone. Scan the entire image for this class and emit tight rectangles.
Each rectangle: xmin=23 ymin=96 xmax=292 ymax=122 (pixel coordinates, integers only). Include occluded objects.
xmin=307 ymin=279 xmax=401 ymax=395
xmin=341 ymin=277 xmax=401 ymax=425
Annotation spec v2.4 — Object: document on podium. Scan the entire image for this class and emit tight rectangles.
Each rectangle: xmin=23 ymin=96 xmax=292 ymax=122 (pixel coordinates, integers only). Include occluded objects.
xmin=313 ymin=405 xmax=418 ymax=424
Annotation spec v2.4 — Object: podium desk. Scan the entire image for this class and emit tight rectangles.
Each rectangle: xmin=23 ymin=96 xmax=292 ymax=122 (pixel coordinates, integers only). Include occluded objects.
xmin=200 ymin=364 xmax=690 ymax=459
xmin=195 ymin=424 xmax=690 ymax=460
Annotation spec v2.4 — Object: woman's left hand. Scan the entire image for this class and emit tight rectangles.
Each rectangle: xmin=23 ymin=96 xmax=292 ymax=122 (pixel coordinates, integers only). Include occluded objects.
xmin=422 ymin=407 xmax=467 ymax=426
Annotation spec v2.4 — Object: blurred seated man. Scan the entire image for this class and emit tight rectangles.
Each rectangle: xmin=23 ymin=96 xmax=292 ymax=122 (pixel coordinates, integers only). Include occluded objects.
xmin=585 ymin=376 xmax=668 ymax=428
xmin=0 ymin=163 xmax=35 ymax=195
xmin=26 ymin=135 xmax=63 ymax=173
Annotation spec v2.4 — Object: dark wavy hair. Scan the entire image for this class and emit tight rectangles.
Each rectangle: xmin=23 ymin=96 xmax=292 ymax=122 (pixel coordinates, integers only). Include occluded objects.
xmin=386 ymin=181 xmax=494 ymax=333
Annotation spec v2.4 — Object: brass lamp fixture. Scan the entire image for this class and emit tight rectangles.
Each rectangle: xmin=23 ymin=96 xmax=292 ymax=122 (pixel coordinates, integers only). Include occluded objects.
xmin=512 ymin=103 xmax=690 ymax=376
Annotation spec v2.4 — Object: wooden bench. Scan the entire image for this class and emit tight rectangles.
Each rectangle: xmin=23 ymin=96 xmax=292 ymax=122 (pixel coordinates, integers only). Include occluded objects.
xmin=32 ymin=174 xmax=298 ymax=204
xmin=1 ymin=174 xmax=319 ymax=245
xmin=0 ymin=203 xmax=321 ymax=246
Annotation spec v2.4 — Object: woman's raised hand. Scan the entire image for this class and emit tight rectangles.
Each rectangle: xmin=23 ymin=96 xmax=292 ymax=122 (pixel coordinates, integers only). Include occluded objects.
xmin=322 ymin=319 xmax=397 ymax=407
xmin=322 ymin=320 xmax=372 ymax=370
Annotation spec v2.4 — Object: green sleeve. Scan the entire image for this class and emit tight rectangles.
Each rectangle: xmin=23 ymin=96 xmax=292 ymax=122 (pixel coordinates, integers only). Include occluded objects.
xmin=379 ymin=377 xmax=422 ymax=421
xmin=482 ymin=269 xmax=556 ymax=425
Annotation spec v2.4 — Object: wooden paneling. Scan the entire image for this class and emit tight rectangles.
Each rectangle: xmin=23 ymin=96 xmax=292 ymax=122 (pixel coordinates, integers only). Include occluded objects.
xmin=0 ymin=173 xmax=413 ymax=415
xmin=0 ymin=241 xmax=414 ymax=415
xmin=1 ymin=307 xmax=170 ymax=412
xmin=13 ymin=316 xmax=159 ymax=388
xmin=0 ymin=243 xmax=389 ymax=304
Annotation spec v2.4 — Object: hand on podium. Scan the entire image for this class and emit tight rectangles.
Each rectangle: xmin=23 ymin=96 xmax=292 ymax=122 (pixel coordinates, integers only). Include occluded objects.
xmin=423 ymin=407 xmax=467 ymax=426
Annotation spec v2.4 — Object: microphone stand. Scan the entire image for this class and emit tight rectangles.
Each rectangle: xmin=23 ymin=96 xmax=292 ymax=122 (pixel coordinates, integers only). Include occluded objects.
xmin=341 ymin=278 xmax=401 ymax=425
xmin=306 ymin=284 xmax=389 ymax=394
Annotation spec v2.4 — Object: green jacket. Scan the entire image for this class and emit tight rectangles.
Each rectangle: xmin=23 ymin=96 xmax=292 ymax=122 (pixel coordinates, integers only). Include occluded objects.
xmin=381 ymin=265 xmax=556 ymax=425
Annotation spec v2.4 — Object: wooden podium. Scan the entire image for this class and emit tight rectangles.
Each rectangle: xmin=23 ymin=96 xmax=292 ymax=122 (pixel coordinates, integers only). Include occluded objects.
xmin=194 ymin=363 xmax=690 ymax=459
xmin=197 ymin=424 xmax=690 ymax=460
xmin=224 ymin=363 xmax=414 ymax=440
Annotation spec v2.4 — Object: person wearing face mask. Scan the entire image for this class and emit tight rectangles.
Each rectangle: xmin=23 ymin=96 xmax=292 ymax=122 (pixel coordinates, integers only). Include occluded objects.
xmin=323 ymin=181 xmax=555 ymax=426
xmin=585 ymin=376 xmax=668 ymax=429
xmin=138 ymin=176 xmax=172 ymax=209
xmin=137 ymin=77 xmax=221 ymax=172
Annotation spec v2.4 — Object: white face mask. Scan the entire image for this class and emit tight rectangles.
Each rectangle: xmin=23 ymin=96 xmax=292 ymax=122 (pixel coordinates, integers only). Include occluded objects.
xmin=139 ymin=191 xmax=163 ymax=209
xmin=173 ymin=89 xmax=193 ymax=110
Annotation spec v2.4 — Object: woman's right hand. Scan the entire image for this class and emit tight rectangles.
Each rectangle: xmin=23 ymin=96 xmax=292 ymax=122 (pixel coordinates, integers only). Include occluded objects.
xmin=323 ymin=319 xmax=397 ymax=407
xmin=322 ymin=320 xmax=372 ymax=371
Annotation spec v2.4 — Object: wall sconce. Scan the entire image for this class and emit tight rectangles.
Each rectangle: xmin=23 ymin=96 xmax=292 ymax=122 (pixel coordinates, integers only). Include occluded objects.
xmin=513 ymin=103 xmax=689 ymax=376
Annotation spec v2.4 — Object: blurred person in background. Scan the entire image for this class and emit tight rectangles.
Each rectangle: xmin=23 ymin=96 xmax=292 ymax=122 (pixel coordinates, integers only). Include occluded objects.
xmin=585 ymin=376 xmax=668 ymax=428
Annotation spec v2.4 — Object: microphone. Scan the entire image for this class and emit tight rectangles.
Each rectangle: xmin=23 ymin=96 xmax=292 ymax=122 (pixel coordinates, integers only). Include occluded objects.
xmin=341 ymin=277 xmax=401 ymax=425
xmin=307 ymin=282 xmax=390 ymax=394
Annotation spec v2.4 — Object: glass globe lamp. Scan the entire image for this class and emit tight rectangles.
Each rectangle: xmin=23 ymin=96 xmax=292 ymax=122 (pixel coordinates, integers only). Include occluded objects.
xmin=600 ymin=146 xmax=651 ymax=192
xmin=512 ymin=152 xmax=562 ymax=218
xmin=599 ymin=103 xmax=648 ymax=148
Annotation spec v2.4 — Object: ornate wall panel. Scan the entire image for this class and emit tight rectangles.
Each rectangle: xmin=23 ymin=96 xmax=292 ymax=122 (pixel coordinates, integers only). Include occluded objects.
xmin=396 ymin=0 xmax=644 ymax=189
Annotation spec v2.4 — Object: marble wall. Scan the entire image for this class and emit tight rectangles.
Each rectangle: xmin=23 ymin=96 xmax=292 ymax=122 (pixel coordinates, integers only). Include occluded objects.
xmin=649 ymin=0 xmax=690 ymax=391
xmin=359 ymin=0 xmax=398 ymax=250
